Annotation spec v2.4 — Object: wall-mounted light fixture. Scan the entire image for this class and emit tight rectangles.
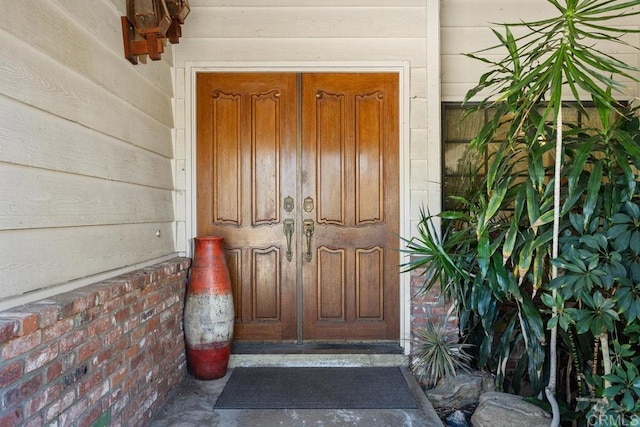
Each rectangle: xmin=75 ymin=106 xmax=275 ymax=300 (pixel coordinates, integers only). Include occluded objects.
xmin=165 ymin=0 xmax=191 ymax=44
xmin=121 ymin=0 xmax=190 ymax=64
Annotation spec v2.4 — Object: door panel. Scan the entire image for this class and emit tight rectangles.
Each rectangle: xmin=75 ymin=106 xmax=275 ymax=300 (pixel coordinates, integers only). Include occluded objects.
xmin=196 ymin=73 xmax=298 ymax=341
xmin=301 ymin=73 xmax=399 ymax=341
xmin=196 ymin=72 xmax=399 ymax=342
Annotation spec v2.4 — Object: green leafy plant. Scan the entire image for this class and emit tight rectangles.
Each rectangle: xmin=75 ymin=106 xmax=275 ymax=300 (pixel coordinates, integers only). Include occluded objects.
xmin=403 ymin=0 xmax=640 ymax=425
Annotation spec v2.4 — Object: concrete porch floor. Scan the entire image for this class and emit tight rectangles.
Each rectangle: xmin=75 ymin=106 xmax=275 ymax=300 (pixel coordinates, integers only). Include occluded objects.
xmin=149 ymin=353 xmax=444 ymax=427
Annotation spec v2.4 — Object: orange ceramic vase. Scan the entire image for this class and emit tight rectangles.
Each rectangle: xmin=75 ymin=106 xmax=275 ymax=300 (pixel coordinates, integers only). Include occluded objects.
xmin=184 ymin=237 xmax=234 ymax=380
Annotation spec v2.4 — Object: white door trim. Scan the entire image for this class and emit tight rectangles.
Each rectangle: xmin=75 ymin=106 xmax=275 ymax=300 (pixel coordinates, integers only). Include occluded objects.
xmin=183 ymin=62 xmax=411 ymax=353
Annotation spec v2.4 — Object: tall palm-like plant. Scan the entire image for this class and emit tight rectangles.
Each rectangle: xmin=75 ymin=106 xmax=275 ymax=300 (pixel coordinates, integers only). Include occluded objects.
xmin=464 ymin=1 xmax=639 ymax=424
xmin=404 ymin=1 xmax=640 ymax=425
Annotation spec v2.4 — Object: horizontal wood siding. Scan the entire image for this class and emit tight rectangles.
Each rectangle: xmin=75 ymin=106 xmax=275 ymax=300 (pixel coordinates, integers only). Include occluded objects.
xmin=0 ymin=0 xmax=176 ymax=303
xmin=1 ymin=98 xmax=172 ymax=189
xmin=0 ymin=164 xmax=173 ymax=230
xmin=174 ymin=6 xmax=427 ymax=66
xmin=189 ymin=0 xmax=426 ymax=6
xmin=176 ymin=38 xmax=427 ymax=66
xmin=0 ymin=224 xmax=175 ymax=299
xmin=441 ymin=0 xmax=640 ymax=101
xmin=186 ymin=7 xmax=426 ymax=38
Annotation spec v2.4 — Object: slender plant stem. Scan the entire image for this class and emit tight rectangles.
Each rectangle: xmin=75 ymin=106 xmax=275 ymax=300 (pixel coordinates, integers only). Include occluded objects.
xmin=600 ymin=332 xmax=612 ymax=389
xmin=545 ymin=107 xmax=562 ymax=427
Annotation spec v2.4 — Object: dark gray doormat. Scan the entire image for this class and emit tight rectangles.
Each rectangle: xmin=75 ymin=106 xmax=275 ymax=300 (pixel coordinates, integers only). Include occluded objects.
xmin=213 ymin=367 xmax=418 ymax=409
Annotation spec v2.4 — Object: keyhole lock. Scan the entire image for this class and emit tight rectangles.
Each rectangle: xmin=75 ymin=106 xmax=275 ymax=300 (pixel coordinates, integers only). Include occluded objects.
xmin=303 ymin=196 xmax=314 ymax=213
xmin=283 ymin=196 xmax=294 ymax=213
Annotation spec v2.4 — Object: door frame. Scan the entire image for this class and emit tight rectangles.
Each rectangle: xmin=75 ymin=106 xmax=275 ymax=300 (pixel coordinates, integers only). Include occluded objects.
xmin=184 ymin=62 xmax=411 ymax=354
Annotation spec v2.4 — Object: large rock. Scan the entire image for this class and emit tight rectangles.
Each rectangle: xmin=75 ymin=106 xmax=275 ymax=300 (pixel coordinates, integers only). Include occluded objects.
xmin=425 ymin=371 xmax=495 ymax=409
xmin=471 ymin=391 xmax=551 ymax=427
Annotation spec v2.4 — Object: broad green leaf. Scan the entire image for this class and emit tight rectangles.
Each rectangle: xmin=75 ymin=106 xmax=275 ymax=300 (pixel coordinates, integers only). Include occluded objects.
xmin=567 ymin=139 xmax=595 ymax=196
xmin=551 ymin=257 xmax=587 ymax=274
xmin=617 ymin=125 xmax=640 ymax=158
xmin=517 ymin=239 xmax=535 ymax=284
xmin=602 ymin=385 xmax=625 ymax=397
xmin=532 ymin=246 xmax=546 ymax=292
xmin=608 ymin=224 xmax=629 ymax=239
xmin=439 ymin=211 xmax=473 ymax=221
xmin=532 ymin=209 xmax=556 ymax=228
xmin=491 ymin=252 xmax=513 ymax=297
xmin=528 ymin=151 xmax=546 ymax=192
xmin=526 ymin=182 xmax=541 ymax=226
xmin=485 ymin=179 xmax=509 ymax=221
xmin=502 ymin=221 xmax=518 ymax=264
xmin=613 ymin=212 xmax=632 ymax=224
xmin=631 ymin=230 xmax=640 ymax=254
xmin=520 ymin=295 xmax=546 ymax=343
xmin=502 ymin=186 xmax=526 ymax=263
xmin=611 ymin=144 xmax=636 ymax=198
xmin=562 ymin=182 xmax=587 ymax=215
xmin=626 ymin=201 xmax=640 ymax=218
xmin=541 ymin=292 xmax=556 ymax=308
xmin=582 ymin=160 xmax=603 ymax=231
xmin=594 ymin=89 xmax=612 ymax=130
xmin=622 ymin=391 xmax=636 ymax=411
xmin=547 ymin=315 xmax=559 ymax=330
xmin=478 ymin=230 xmax=490 ymax=279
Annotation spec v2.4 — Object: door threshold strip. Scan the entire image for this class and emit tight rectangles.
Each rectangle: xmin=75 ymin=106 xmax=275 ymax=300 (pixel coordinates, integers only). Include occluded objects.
xmin=231 ymin=342 xmax=404 ymax=355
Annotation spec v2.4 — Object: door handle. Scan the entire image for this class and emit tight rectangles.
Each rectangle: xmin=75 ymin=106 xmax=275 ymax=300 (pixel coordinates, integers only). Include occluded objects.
xmin=283 ymin=219 xmax=294 ymax=261
xmin=303 ymin=219 xmax=314 ymax=261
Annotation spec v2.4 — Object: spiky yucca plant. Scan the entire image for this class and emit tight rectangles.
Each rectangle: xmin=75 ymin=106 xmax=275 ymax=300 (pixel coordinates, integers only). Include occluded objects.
xmin=411 ymin=319 xmax=473 ymax=387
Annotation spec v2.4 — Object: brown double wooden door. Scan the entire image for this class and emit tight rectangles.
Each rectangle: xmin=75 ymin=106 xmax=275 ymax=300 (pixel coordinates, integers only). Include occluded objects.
xmin=196 ymin=72 xmax=399 ymax=342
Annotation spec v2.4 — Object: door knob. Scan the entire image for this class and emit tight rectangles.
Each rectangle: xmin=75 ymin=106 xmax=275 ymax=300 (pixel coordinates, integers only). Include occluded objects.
xmin=303 ymin=219 xmax=314 ymax=261
xmin=283 ymin=219 xmax=294 ymax=261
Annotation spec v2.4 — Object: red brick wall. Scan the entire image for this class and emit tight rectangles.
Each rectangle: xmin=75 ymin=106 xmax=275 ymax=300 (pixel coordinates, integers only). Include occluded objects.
xmin=410 ymin=266 xmax=444 ymax=319
xmin=0 ymin=258 xmax=190 ymax=427
xmin=410 ymin=267 xmax=457 ymax=350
